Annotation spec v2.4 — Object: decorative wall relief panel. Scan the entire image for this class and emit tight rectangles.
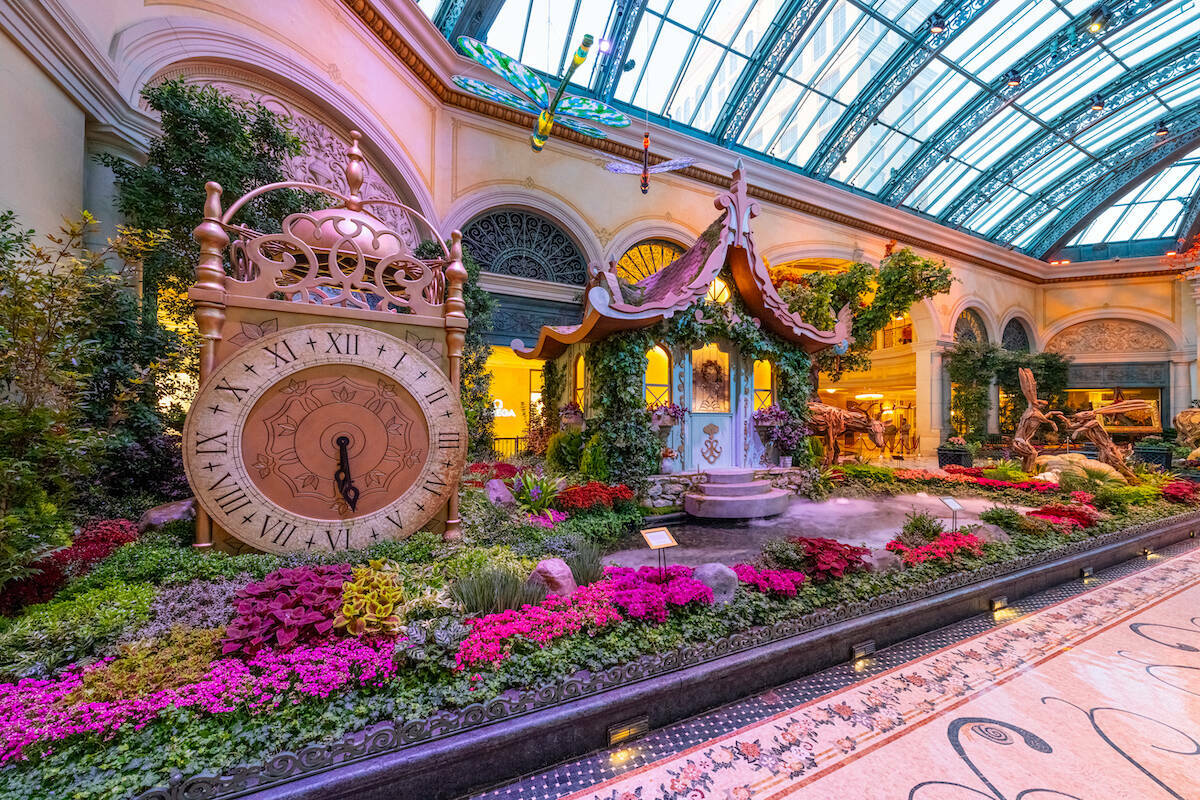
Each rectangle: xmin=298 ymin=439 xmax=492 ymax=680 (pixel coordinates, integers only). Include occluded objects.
xmin=1047 ymin=320 xmax=1172 ymax=354
xmin=461 ymin=210 xmax=587 ymax=285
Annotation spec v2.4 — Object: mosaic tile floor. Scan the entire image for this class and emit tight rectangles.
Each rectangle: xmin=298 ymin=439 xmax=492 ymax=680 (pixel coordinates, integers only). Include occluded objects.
xmin=469 ymin=538 xmax=1200 ymax=800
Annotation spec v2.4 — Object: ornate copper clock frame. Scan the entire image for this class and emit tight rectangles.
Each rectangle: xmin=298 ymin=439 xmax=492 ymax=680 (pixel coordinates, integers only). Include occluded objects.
xmin=184 ymin=132 xmax=469 ymax=552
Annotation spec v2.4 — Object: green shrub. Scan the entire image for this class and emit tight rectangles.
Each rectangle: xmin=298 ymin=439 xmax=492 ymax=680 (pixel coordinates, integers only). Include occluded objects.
xmin=439 ymin=546 xmax=537 ymax=583
xmin=0 ymin=582 xmax=154 ymax=679
xmin=979 ymin=505 xmax=1023 ymax=530
xmin=1057 ymin=463 xmax=1127 ymax=495
xmin=897 ymin=510 xmax=944 ymax=548
xmin=69 ymin=626 xmax=222 ymax=702
xmin=580 ymin=433 xmax=612 ymax=482
xmin=981 ymin=459 xmax=1028 ymax=482
xmin=450 ymin=566 xmax=548 ymax=615
xmin=556 ymin=502 xmax=642 ymax=547
xmin=546 ymin=430 xmax=585 ymax=474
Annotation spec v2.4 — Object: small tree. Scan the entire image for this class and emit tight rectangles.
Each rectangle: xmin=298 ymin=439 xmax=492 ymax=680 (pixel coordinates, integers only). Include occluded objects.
xmin=774 ymin=247 xmax=954 ymax=386
xmin=99 ymin=78 xmax=314 ymax=323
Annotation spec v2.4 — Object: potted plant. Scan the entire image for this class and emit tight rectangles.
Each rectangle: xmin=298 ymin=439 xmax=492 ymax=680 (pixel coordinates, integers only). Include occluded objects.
xmin=558 ymin=401 xmax=584 ymax=430
xmin=937 ymin=436 xmax=973 ymax=469
xmin=761 ymin=408 xmax=808 ymax=469
xmin=1132 ymin=435 xmax=1173 ymax=469
xmin=660 ymin=446 xmax=678 ymax=474
xmin=650 ymin=402 xmax=687 ymax=429
xmin=753 ymin=404 xmax=787 ymax=434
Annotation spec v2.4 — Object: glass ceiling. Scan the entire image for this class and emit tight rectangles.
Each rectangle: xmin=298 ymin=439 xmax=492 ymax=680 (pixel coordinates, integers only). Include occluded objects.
xmin=424 ymin=0 xmax=1200 ymax=260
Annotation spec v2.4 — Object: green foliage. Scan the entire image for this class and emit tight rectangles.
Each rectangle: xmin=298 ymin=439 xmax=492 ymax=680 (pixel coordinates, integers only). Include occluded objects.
xmin=99 ymin=78 xmax=316 ymax=321
xmin=898 ymin=510 xmax=944 ymax=548
xmin=69 ymin=626 xmax=223 ymax=703
xmin=979 ymin=505 xmax=1023 ymax=530
xmin=335 ymin=559 xmax=452 ymax=636
xmin=565 ymin=539 xmax=605 ymax=585
xmin=580 ymin=432 xmax=613 ymax=482
xmin=777 ymin=248 xmax=953 ymax=383
xmin=417 ymin=241 xmax=495 ymax=459
xmin=1057 ymin=462 xmax=1128 ymax=496
xmin=450 ymin=566 xmax=548 ymax=615
xmin=945 ymin=340 xmax=994 ymax=440
xmin=994 ymin=350 xmax=1069 ymax=433
xmin=583 ymin=334 xmax=658 ymax=487
xmin=512 ymin=471 xmax=561 ymax=514
xmin=555 ymin=502 xmax=642 ymax=547
xmin=981 ymin=460 xmax=1028 ymax=482
xmin=0 ymin=582 xmax=154 ymax=680
xmin=546 ymin=430 xmax=585 ymax=473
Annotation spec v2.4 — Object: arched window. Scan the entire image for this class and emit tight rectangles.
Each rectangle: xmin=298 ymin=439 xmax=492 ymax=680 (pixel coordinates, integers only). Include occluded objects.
xmin=706 ymin=276 xmax=731 ymax=304
xmin=645 ymin=345 xmax=671 ymax=407
xmin=954 ymin=308 xmax=989 ymax=343
xmin=616 ymin=239 xmax=685 ymax=283
xmin=753 ymin=360 xmax=775 ymax=410
xmin=461 ymin=209 xmax=587 ymax=285
xmin=573 ymin=353 xmax=585 ymax=408
xmin=1001 ymin=318 xmax=1031 ymax=352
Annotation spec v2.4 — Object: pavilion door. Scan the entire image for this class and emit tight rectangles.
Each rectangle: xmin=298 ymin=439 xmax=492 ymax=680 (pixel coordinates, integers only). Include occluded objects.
xmin=689 ymin=343 xmax=734 ymax=469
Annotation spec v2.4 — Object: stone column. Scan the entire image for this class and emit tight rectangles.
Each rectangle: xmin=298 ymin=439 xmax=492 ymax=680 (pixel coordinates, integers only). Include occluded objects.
xmin=914 ymin=343 xmax=949 ymax=454
xmin=1171 ymin=360 xmax=1192 ymax=423
xmin=83 ymin=123 xmax=144 ymax=254
xmin=987 ymin=378 xmax=1001 ymax=435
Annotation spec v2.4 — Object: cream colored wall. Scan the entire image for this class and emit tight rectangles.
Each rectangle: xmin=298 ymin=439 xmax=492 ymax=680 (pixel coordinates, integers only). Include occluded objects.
xmin=0 ymin=31 xmax=85 ymax=236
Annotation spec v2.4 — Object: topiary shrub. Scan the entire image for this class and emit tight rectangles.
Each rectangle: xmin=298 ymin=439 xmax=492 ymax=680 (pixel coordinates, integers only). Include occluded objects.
xmin=545 ymin=429 xmax=585 ymax=474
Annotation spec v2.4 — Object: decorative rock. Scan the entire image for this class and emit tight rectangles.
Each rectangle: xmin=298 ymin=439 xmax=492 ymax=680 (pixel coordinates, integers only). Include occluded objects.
xmin=864 ymin=548 xmax=902 ymax=573
xmin=485 ymin=478 xmax=516 ymax=508
xmin=137 ymin=497 xmax=196 ymax=533
xmin=693 ymin=562 xmax=739 ymax=606
xmin=529 ymin=558 xmax=577 ymax=598
xmin=969 ymin=523 xmax=1010 ymax=544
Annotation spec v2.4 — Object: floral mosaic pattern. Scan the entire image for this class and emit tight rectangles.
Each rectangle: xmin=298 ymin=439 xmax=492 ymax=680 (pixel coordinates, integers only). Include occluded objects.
xmin=566 ymin=549 xmax=1200 ymax=800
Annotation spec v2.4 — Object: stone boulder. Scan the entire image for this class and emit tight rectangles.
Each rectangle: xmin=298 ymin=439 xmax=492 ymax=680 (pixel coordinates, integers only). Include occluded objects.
xmin=138 ymin=497 xmax=196 ymax=533
xmin=485 ymin=478 xmax=517 ymax=508
xmin=968 ymin=523 xmax=1010 ymax=544
xmin=529 ymin=558 xmax=577 ymax=598
xmin=693 ymin=562 xmax=739 ymax=606
xmin=864 ymin=548 xmax=902 ymax=574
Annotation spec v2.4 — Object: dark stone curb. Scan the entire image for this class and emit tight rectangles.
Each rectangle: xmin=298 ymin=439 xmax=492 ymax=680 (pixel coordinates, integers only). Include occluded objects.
xmin=249 ymin=513 xmax=1200 ymax=800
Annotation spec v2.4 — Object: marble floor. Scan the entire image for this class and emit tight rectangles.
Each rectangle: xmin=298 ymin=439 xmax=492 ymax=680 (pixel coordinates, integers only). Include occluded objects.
xmin=469 ymin=538 xmax=1200 ymax=800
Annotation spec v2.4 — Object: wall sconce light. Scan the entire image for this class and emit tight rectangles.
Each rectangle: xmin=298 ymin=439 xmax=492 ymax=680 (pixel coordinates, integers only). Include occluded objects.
xmin=851 ymin=640 xmax=876 ymax=661
xmin=990 ymin=596 xmax=1008 ymax=612
xmin=1080 ymin=566 xmax=1093 ymax=579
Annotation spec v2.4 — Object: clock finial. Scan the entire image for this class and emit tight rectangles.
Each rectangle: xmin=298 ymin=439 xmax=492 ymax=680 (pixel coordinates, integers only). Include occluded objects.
xmin=345 ymin=130 xmax=365 ymax=210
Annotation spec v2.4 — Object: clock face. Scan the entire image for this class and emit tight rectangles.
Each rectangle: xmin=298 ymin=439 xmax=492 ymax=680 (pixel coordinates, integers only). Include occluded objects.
xmin=183 ymin=323 xmax=466 ymax=553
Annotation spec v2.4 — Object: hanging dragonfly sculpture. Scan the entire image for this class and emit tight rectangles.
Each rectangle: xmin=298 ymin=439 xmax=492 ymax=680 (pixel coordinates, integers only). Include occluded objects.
xmin=601 ymin=130 xmax=698 ymax=194
xmin=452 ymin=35 xmax=631 ymax=152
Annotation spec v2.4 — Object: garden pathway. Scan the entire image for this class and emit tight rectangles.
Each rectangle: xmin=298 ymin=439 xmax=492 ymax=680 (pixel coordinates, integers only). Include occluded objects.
xmin=471 ymin=539 xmax=1200 ymax=800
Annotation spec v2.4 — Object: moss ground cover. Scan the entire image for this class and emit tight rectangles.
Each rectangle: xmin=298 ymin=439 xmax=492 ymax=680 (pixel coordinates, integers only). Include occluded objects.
xmin=1 ymin=462 xmax=1197 ymax=800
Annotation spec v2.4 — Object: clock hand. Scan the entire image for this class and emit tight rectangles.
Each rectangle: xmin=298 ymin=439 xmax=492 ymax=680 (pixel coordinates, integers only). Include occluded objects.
xmin=333 ymin=435 xmax=360 ymax=512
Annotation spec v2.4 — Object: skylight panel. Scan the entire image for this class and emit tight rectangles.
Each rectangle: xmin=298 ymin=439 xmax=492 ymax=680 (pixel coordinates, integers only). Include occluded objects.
xmin=1015 ymin=146 xmax=1089 ymax=195
xmin=1011 ymin=212 xmax=1054 ymax=248
xmin=486 ymin=0 xmax=612 ymax=86
xmin=1074 ymin=96 xmax=1157 ymax=151
xmin=948 ymin=0 xmax=1066 ymax=83
xmin=786 ymin=96 xmax=848 ymax=165
xmin=417 ymin=0 xmax=438 ymax=17
xmin=1071 ymin=205 xmax=1124 ymax=244
xmin=1162 ymin=73 xmax=1200 ymax=109
xmin=874 ymin=0 xmax=942 ymax=33
xmin=921 ymin=162 xmax=982 ymax=216
xmin=967 ymin=185 xmax=1029 ymax=234
xmin=957 ymin=112 xmax=1040 ymax=172
xmin=1108 ymin=202 xmax=1158 ymax=240
xmin=739 ymin=75 xmax=804 ymax=151
xmin=1106 ymin=2 xmax=1200 ymax=67
xmin=1022 ymin=50 xmax=1121 ymax=120
xmin=616 ymin=17 xmax=689 ymax=109
xmin=1138 ymin=202 xmax=1185 ymax=238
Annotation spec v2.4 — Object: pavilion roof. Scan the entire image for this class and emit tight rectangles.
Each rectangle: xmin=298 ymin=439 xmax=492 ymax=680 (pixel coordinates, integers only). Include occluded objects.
xmin=512 ymin=163 xmax=853 ymax=360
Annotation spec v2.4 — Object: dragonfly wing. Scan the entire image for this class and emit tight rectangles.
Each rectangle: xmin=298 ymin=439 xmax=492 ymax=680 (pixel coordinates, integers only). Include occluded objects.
xmin=647 ymin=157 xmax=699 ymax=173
xmin=554 ymin=117 xmax=607 ymax=138
xmin=558 ymin=96 xmax=632 ymax=128
xmin=604 ymin=161 xmax=643 ymax=175
xmin=457 ymin=36 xmax=550 ymax=109
xmin=451 ymin=76 xmax=539 ymax=115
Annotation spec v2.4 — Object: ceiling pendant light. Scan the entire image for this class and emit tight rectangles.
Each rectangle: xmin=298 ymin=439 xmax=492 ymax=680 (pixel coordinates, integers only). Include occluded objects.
xmin=1089 ymin=94 xmax=1105 ymax=111
xmin=928 ymin=13 xmax=946 ymax=34
xmin=1087 ymin=5 xmax=1110 ymax=33
xmin=1004 ymin=70 xmax=1021 ymax=87
xmin=1155 ymin=120 xmax=1169 ymax=137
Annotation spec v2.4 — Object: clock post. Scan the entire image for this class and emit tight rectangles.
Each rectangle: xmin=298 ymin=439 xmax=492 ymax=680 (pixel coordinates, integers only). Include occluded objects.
xmin=184 ymin=131 xmax=471 ymax=554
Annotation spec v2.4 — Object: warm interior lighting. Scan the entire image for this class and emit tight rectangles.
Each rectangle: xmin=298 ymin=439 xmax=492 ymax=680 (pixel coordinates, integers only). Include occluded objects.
xmin=1087 ymin=5 xmax=1109 ymax=32
xmin=990 ymin=596 xmax=1008 ymax=612
xmin=1089 ymin=94 xmax=1105 ymax=111
xmin=1166 ymin=250 xmax=1178 ymax=256
xmin=855 ymin=393 xmax=884 ymax=400
xmin=928 ymin=13 xmax=946 ymax=33
xmin=706 ymin=276 xmax=731 ymax=304
xmin=822 ymin=387 xmax=837 ymax=393
xmin=1155 ymin=120 xmax=1169 ymax=137
xmin=1004 ymin=70 xmax=1021 ymax=87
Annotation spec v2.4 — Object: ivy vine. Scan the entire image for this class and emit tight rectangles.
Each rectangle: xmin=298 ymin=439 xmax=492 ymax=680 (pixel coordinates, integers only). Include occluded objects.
xmin=944 ymin=341 xmax=1071 ymax=440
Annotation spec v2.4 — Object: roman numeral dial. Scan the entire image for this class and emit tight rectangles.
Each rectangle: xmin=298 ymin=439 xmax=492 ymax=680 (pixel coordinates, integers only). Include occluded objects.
xmin=183 ymin=323 xmax=466 ymax=555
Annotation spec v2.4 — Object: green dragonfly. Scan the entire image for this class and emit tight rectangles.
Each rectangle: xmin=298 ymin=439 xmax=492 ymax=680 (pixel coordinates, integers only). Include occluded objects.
xmin=452 ymin=35 xmax=631 ymax=152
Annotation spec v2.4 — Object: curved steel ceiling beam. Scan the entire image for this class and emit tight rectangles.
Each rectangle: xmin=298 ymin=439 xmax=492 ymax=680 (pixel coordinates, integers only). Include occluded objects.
xmin=711 ymin=0 xmax=828 ymax=143
xmin=942 ymin=36 xmax=1200 ymax=228
xmin=1018 ymin=114 xmax=1200 ymax=257
xmin=592 ymin=0 xmax=649 ymax=101
xmin=432 ymin=0 xmax=506 ymax=41
xmin=878 ymin=0 xmax=1171 ymax=206
xmin=1178 ymin=183 xmax=1200 ymax=251
xmin=806 ymin=0 xmax=998 ymax=177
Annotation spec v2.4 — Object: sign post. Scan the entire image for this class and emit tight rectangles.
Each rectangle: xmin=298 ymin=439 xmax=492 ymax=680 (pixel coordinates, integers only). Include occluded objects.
xmin=640 ymin=526 xmax=678 ymax=580
xmin=939 ymin=496 xmax=964 ymax=531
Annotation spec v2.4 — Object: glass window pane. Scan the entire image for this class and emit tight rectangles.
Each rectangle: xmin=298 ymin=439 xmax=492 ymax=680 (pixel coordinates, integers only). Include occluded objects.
xmin=692 ymin=343 xmax=731 ymax=413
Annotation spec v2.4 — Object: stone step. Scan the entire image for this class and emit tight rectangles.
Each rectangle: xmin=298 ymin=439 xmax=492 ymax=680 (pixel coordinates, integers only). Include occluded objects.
xmin=702 ymin=468 xmax=757 ymax=484
xmin=695 ymin=479 xmax=773 ymax=497
xmin=683 ymin=488 xmax=790 ymax=519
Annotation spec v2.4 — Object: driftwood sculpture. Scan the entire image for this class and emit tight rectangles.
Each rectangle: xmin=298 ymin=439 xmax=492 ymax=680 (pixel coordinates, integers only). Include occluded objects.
xmin=1011 ymin=368 xmax=1061 ymax=474
xmin=808 ymin=402 xmax=885 ymax=467
xmin=1012 ymin=367 xmax=1149 ymax=482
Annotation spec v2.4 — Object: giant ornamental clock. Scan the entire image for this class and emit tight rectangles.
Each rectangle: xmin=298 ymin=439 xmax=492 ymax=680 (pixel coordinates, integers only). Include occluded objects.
xmin=182 ymin=132 xmax=469 ymax=553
